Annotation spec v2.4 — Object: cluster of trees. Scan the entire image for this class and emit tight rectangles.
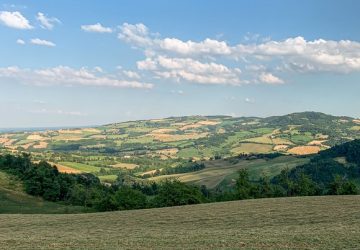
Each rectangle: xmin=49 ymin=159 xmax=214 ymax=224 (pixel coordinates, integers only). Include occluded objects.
xmin=0 ymin=154 xmax=207 ymax=211
xmin=1 ymin=139 xmax=359 ymax=212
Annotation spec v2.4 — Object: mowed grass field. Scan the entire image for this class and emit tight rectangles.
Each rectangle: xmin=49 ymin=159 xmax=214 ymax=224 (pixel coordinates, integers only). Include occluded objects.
xmin=150 ymin=156 xmax=309 ymax=188
xmin=1 ymin=196 xmax=359 ymax=249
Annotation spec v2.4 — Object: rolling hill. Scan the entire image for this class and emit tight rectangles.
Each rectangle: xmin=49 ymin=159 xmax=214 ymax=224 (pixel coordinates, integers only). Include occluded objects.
xmin=1 ymin=195 xmax=359 ymax=249
xmin=0 ymin=111 xmax=359 ymax=188
xmin=0 ymin=171 xmax=89 ymax=214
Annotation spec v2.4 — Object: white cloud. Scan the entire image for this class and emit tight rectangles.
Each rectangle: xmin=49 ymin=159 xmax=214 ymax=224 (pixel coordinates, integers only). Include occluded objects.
xmin=159 ymin=38 xmax=231 ymax=56
xmin=30 ymin=38 xmax=56 ymax=47
xmin=118 ymin=23 xmax=152 ymax=47
xmin=0 ymin=11 xmax=32 ymax=29
xmin=16 ymin=39 xmax=25 ymax=45
xmin=138 ymin=56 xmax=242 ymax=85
xmin=36 ymin=12 xmax=60 ymax=30
xmin=29 ymin=108 xmax=87 ymax=116
xmin=0 ymin=66 xmax=153 ymax=89
xmin=118 ymin=23 xmax=360 ymax=85
xmin=244 ymin=97 xmax=255 ymax=103
xmin=81 ymin=23 xmax=112 ymax=33
xmin=122 ymin=70 xmax=140 ymax=79
xmin=259 ymin=72 xmax=284 ymax=84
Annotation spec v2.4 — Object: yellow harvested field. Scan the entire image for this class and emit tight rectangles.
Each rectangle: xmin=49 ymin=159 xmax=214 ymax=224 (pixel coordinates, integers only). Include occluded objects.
xmin=179 ymin=123 xmax=204 ymax=130
xmin=350 ymin=126 xmax=360 ymax=131
xmin=149 ymin=132 xmax=208 ymax=142
xmin=58 ymin=129 xmax=83 ymax=134
xmin=3 ymin=139 xmax=16 ymax=146
xmin=273 ymin=145 xmax=289 ymax=151
xmin=243 ymin=135 xmax=273 ymax=144
xmin=353 ymin=119 xmax=360 ymax=124
xmin=112 ymin=163 xmax=138 ymax=170
xmin=272 ymin=137 xmax=293 ymax=145
xmin=151 ymin=128 xmax=177 ymax=134
xmin=50 ymin=162 xmax=81 ymax=174
xmin=288 ymin=146 xmax=321 ymax=155
xmin=52 ymin=135 xmax=85 ymax=141
xmin=315 ymin=134 xmax=329 ymax=139
xmin=231 ymin=143 xmax=273 ymax=154
xmin=217 ymin=128 xmax=226 ymax=134
xmin=89 ymin=135 xmax=107 ymax=139
xmin=308 ymin=140 xmax=327 ymax=146
xmin=140 ymin=169 xmax=162 ymax=176
xmin=197 ymin=120 xmax=220 ymax=126
xmin=26 ymin=134 xmax=47 ymax=140
xmin=0 ymin=138 xmax=10 ymax=144
xmin=33 ymin=142 xmax=48 ymax=149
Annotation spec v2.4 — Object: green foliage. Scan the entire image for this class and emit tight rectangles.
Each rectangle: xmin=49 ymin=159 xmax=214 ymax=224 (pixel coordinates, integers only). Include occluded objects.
xmin=152 ymin=180 xmax=206 ymax=207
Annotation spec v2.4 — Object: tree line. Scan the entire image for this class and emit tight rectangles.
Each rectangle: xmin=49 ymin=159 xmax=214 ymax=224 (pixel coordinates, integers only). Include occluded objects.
xmin=0 ymin=139 xmax=359 ymax=212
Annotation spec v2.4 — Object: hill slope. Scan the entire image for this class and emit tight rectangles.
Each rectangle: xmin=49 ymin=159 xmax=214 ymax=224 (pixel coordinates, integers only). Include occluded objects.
xmin=0 ymin=171 xmax=89 ymax=214
xmin=1 ymin=196 xmax=359 ymax=249
xmin=0 ymin=112 xmax=359 ymax=183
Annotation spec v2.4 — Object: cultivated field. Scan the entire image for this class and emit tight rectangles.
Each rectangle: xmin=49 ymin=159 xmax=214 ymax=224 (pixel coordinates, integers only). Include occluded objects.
xmin=150 ymin=155 xmax=309 ymax=188
xmin=0 ymin=196 xmax=359 ymax=249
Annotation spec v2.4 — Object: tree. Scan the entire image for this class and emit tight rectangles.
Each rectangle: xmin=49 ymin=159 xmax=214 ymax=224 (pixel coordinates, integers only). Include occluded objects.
xmin=112 ymin=186 xmax=147 ymax=210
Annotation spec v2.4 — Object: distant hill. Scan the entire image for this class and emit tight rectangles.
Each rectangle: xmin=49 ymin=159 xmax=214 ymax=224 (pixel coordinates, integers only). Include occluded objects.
xmin=0 ymin=111 xmax=359 ymax=183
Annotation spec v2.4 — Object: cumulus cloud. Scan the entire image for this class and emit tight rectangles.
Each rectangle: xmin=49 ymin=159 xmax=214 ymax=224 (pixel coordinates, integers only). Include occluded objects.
xmin=122 ymin=70 xmax=141 ymax=79
xmin=118 ymin=23 xmax=360 ymax=86
xmin=36 ymin=12 xmax=60 ymax=30
xmin=138 ymin=56 xmax=242 ymax=85
xmin=30 ymin=38 xmax=56 ymax=47
xmin=16 ymin=39 xmax=25 ymax=45
xmin=259 ymin=72 xmax=284 ymax=84
xmin=0 ymin=66 xmax=153 ymax=89
xmin=0 ymin=11 xmax=32 ymax=29
xmin=118 ymin=23 xmax=152 ymax=47
xmin=81 ymin=23 xmax=112 ymax=33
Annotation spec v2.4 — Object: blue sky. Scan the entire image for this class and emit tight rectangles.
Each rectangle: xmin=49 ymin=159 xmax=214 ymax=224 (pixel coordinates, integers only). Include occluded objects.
xmin=0 ymin=0 xmax=360 ymax=127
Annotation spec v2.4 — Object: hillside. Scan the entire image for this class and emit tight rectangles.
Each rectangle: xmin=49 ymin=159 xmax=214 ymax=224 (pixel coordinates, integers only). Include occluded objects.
xmin=1 ymin=196 xmax=359 ymax=249
xmin=0 ymin=171 xmax=89 ymax=214
xmin=0 ymin=112 xmax=359 ymax=186
xmin=273 ymin=139 xmax=360 ymax=190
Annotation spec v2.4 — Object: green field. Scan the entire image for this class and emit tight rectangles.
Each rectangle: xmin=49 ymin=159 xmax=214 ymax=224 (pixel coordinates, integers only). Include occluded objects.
xmin=0 ymin=196 xmax=359 ymax=249
xmin=58 ymin=162 xmax=102 ymax=173
xmin=150 ymin=155 xmax=309 ymax=188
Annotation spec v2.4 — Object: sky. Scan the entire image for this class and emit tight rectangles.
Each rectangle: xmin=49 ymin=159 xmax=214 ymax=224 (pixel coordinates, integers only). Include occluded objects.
xmin=0 ymin=0 xmax=360 ymax=128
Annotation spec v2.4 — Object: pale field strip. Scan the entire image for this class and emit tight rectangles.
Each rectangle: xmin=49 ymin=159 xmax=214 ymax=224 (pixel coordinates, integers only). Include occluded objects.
xmin=287 ymin=146 xmax=321 ymax=155
xmin=111 ymin=163 xmax=139 ymax=170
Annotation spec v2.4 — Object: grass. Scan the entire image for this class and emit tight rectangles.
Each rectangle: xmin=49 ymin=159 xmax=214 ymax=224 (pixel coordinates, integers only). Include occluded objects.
xmin=0 ymin=171 xmax=88 ymax=214
xmin=58 ymin=162 xmax=102 ymax=173
xmin=0 ymin=196 xmax=359 ymax=249
xmin=150 ymin=156 xmax=309 ymax=188
xmin=98 ymin=175 xmax=118 ymax=182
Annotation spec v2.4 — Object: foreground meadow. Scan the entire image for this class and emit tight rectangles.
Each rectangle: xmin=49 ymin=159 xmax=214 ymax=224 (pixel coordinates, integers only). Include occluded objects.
xmin=1 ymin=195 xmax=359 ymax=249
